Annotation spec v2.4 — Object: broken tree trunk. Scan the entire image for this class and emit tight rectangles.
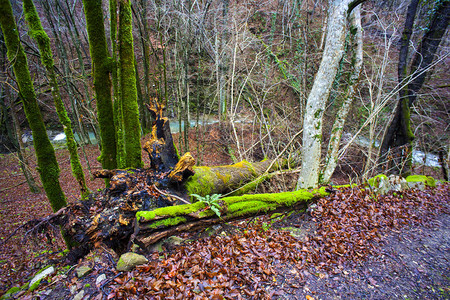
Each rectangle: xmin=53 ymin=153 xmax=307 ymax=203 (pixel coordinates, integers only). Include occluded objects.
xmin=135 ymin=187 xmax=330 ymax=248
xmin=185 ymin=158 xmax=289 ymax=197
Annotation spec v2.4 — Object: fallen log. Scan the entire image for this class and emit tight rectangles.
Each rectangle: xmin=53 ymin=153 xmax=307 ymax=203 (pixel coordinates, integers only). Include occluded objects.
xmin=186 ymin=158 xmax=290 ymax=197
xmin=134 ymin=187 xmax=330 ymax=248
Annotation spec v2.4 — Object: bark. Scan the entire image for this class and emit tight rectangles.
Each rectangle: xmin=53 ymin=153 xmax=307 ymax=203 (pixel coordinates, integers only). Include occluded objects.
xmin=131 ymin=1 xmax=152 ymax=133
xmin=82 ymin=0 xmax=117 ymax=170
xmin=407 ymin=0 xmax=450 ymax=106
xmin=135 ymin=187 xmax=330 ymax=248
xmin=0 ymin=0 xmax=67 ymax=212
xmin=118 ymin=0 xmax=142 ymax=168
xmin=23 ymin=0 xmax=89 ymax=198
xmin=297 ymin=0 xmax=365 ymax=189
xmin=321 ymin=6 xmax=363 ymax=183
xmin=379 ymin=0 xmax=449 ymax=175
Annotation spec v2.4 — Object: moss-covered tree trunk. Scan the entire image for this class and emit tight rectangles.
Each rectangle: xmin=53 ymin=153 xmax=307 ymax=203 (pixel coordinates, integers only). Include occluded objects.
xmin=109 ymin=0 xmax=126 ymax=169
xmin=118 ymin=0 xmax=142 ymax=168
xmin=82 ymin=0 xmax=117 ymax=170
xmin=23 ymin=0 xmax=89 ymax=198
xmin=0 ymin=0 xmax=67 ymax=212
xmin=135 ymin=187 xmax=330 ymax=247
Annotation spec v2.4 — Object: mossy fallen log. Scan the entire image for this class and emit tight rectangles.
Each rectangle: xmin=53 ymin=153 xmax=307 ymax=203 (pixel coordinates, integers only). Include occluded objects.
xmin=186 ymin=158 xmax=289 ymax=197
xmin=134 ymin=187 xmax=331 ymax=248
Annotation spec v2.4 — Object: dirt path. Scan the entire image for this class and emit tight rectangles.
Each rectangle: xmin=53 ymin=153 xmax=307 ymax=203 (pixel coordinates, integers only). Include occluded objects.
xmin=274 ymin=212 xmax=450 ymax=299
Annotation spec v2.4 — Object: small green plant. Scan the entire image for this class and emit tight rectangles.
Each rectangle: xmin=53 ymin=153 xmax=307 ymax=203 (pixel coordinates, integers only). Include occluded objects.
xmin=191 ymin=194 xmax=223 ymax=218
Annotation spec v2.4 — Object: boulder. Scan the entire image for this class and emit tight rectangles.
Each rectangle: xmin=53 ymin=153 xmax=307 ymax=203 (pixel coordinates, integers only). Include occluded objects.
xmin=116 ymin=252 xmax=148 ymax=272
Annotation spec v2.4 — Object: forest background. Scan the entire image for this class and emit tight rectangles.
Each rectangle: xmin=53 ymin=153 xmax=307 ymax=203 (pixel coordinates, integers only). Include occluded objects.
xmin=0 ymin=0 xmax=449 ymax=296
xmin=0 ymin=0 xmax=448 ymax=187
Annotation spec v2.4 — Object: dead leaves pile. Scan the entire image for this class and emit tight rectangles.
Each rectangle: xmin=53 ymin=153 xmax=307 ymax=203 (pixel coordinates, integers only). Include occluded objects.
xmin=109 ymin=184 xmax=449 ymax=299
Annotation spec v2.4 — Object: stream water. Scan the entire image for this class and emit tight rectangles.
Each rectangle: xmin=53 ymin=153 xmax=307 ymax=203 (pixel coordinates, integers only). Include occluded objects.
xmin=22 ymin=122 xmax=442 ymax=169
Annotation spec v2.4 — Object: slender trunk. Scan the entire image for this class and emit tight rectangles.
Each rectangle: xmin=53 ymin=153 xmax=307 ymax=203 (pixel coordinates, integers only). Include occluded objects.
xmin=58 ymin=0 xmax=98 ymax=144
xmin=0 ymin=0 xmax=67 ymax=212
xmin=321 ymin=6 xmax=363 ymax=183
xmin=297 ymin=0 xmax=364 ymax=189
xmin=379 ymin=0 xmax=449 ymax=175
xmin=109 ymin=0 xmax=125 ymax=169
xmin=40 ymin=0 xmax=90 ymax=145
xmin=10 ymin=93 xmax=41 ymax=193
xmin=24 ymin=0 xmax=89 ymax=198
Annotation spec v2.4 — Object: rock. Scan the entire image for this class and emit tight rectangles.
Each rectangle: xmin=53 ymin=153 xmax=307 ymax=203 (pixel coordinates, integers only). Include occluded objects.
xmin=406 ymin=175 xmax=436 ymax=189
xmin=76 ymin=265 xmax=92 ymax=278
xmin=388 ymin=175 xmax=408 ymax=192
xmin=70 ymin=285 xmax=77 ymax=294
xmin=165 ymin=236 xmax=184 ymax=246
xmin=29 ymin=266 xmax=55 ymax=289
xmin=147 ymin=241 xmax=164 ymax=253
xmin=407 ymin=181 xmax=426 ymax=191
xmin=116 ymin=252 xmax=148 ymax=271
xmin=368 ymin=174 xmax=389 ymax=194
xmin=73 ymin=290 xmax=85 ymax=300
xmin=367 ymin=174 xmax=409 ymax=195
xmin=96 ymin=274 xmax=107 ymax=286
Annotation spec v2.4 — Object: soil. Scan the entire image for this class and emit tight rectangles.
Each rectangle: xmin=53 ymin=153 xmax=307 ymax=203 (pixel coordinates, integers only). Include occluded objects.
xmin=0 ymin=124 xmax=449 ymax=299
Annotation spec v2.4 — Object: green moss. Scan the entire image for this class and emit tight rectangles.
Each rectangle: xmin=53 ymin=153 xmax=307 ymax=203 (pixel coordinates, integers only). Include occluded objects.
xmin=136 ymin=201 xmax=205 ymax=222
xmin=118 ymin=0 xmax=142 ymax=168
xmin=0 ymin=0 xmax=67 ymax=213
xmin=228 ymin=200 xmax=277 ymax=217
xmin=216 ymin=172 xmax=231 ymax=184
xmin=83 ymin=0 xmax=117 ymax=170
xmin=1 ymin=282 xmax=28 ymax=300
xmin=137 ymin=187 xmax=329 ymax=229
xmin=367 ymin=174 xmax=388 ymax=187
xmin=406 ymin=175 xmax=436 ymax=187
xmin=185 ymin=166 xmax=216 ymax=197
xmin=24 ymin=0 xmax=89 ymax=199
xmin=147 ymin=217 xmax=187 ymax=229
xmin=28 ymin=279 xmax=41 ymax=292
xmin=185 ymin=160 xmax=264 ymax=197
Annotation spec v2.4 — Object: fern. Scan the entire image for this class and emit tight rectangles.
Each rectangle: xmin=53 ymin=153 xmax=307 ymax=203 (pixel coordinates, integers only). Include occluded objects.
xmin=191 ymin=194 xmax=223 ymax=218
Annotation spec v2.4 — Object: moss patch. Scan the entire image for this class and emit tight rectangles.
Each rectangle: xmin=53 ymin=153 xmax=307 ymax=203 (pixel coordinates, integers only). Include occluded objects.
xmin=406 ymin=175 xmax=436 ymax=187
xmin=367 ymin=174 xmax=388 ymax=188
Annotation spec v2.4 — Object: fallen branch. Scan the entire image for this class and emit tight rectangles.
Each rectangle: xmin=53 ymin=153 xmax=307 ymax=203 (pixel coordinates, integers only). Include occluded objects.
xmin=135 ymin=187 xmax=330 ymax=247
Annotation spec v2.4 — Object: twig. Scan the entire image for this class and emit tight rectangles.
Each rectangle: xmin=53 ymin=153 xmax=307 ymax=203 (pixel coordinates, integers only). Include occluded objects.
xmin=152 ymin=184 xmax=190 ymax=204
xmin=0 ymin=180 xmax=27 ymax=192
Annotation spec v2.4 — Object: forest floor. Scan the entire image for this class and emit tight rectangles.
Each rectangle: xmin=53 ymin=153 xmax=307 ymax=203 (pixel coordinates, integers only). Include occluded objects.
xmin=0 ymin=124 xmax=449 ymax=299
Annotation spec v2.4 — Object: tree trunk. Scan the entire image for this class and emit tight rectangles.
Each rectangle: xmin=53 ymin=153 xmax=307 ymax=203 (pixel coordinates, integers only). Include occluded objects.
xmin=379 ymin=0 xmax=449 ymax=175
xmin=118 ymin=0 xmax=142 ymax=168
xmin=83 ymin=0 xmax=118 ymax=170
xmin=185 ymin=159 xmax=288 ymax=197
xmin=297 ymin=0 xmax=365 ymax=189
xmin=0 ymin=0 xmax=67 ymax=212
xmin=321 ymin=6 xmax=363 ymax=183
xmin=24 ymin=0 xmax=89 ymax=198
